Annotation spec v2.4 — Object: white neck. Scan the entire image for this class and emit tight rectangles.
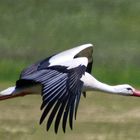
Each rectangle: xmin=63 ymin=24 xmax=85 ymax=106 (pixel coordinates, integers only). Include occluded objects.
xmin=81 ymin=72 xmax=118 ymax=94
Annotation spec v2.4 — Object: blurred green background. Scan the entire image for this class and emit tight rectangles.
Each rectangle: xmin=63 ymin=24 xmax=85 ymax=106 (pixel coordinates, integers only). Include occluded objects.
xmin=0 ymin=0 xmax=140 ymax=140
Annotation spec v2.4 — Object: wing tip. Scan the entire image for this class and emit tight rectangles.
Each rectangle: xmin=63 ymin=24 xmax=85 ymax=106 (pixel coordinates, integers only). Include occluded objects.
xmin=79 ymin=43 xmax=93 ymax=48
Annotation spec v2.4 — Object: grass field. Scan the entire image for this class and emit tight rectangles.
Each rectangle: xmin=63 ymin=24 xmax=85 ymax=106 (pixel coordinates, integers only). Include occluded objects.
xmin=1 ymin=88 xmax=140 ymax=140
xmin=0 ymin=0 xmax=140 ymax=140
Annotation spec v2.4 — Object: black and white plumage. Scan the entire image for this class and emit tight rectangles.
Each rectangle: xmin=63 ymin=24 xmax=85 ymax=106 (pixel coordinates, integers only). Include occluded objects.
xmin=20 ymin=64 xmax=87 ymax=133
xmin=19 ymin=44 xmax=92 ymax=133
xmin=0 ymin=43 xmax=140 ymax=133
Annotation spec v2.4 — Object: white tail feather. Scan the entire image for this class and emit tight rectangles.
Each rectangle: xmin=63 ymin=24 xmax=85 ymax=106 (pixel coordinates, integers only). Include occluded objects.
xmin=0 ymin=86 xmax=16 ymax=96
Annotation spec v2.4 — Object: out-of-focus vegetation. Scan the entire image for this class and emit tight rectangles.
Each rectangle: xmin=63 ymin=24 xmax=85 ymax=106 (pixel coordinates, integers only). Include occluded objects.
xmin=0 ymin=0 xmax=140 ymax=86
xmin=0 ymin=1 xmax=140 ymax=140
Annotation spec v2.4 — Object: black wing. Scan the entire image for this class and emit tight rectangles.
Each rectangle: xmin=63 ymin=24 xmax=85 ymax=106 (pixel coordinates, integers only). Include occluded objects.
xmin=20 ymin=55 xmax=54 ymax=78
xmin=19 ymin=65 xmax=86 ymax=133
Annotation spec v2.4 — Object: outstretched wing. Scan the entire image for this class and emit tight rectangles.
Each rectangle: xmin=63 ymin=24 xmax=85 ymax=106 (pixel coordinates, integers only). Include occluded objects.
xmin=20 ymin=44 xmax=93 ymax=78
xmin=19 ymin=58 xmax=88 ymax=133
xmin=20 ymin=44 xmax=93 ymax=99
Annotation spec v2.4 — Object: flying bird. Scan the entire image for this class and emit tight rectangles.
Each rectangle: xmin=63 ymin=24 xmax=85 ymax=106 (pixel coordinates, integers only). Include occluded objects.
xmin=0 ymin=44 xmax=140 ymax=133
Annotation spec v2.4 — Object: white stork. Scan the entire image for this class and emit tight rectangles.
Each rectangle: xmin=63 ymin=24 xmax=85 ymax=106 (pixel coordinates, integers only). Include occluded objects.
xmin=0 ymin=44 xmax=140 ymax=133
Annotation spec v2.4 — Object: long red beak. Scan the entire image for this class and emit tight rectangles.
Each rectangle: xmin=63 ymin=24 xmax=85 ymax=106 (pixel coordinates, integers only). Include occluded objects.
xmin=133 ymin=89 xmax=140 ymax=97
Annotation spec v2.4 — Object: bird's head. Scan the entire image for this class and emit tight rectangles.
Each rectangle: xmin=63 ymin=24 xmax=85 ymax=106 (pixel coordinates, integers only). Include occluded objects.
xmin=114 ymin=84 xmax=140 ymax=96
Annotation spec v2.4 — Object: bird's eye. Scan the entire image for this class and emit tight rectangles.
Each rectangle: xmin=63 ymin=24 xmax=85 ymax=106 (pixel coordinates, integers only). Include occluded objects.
xmin=127 ymin=88 xmax=132 ymax=91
